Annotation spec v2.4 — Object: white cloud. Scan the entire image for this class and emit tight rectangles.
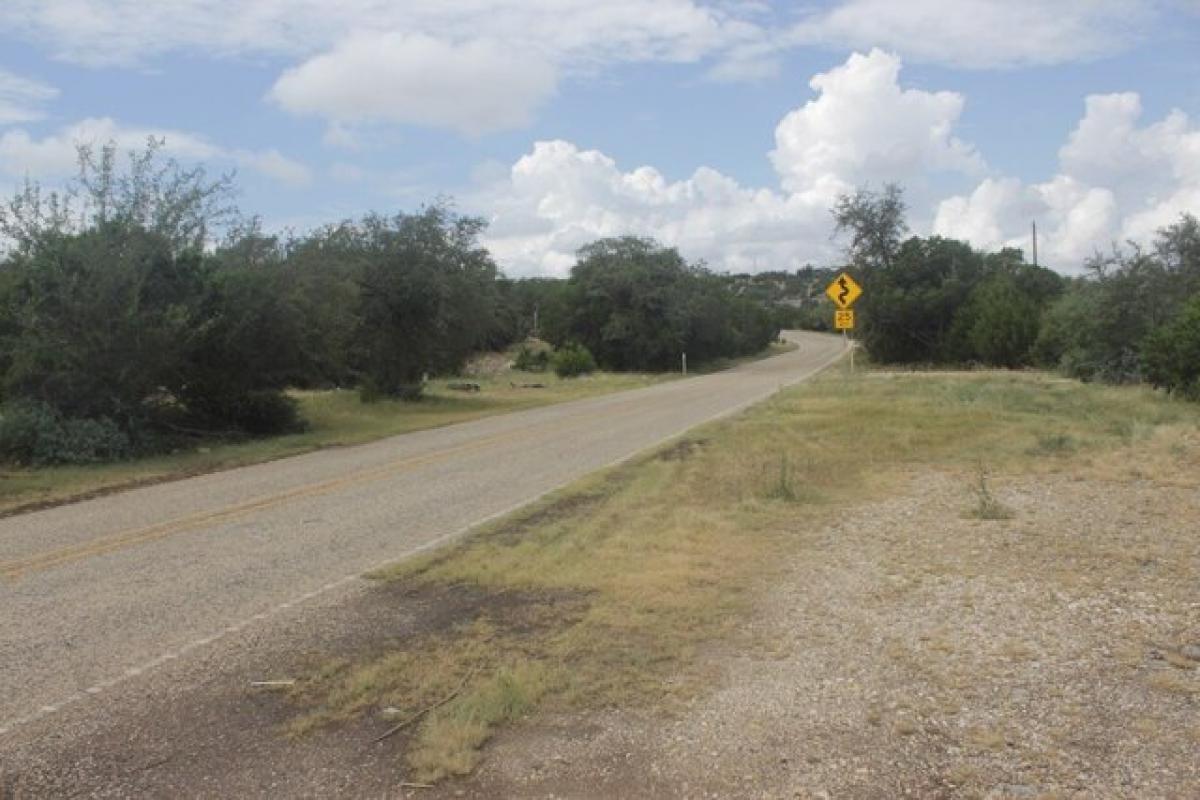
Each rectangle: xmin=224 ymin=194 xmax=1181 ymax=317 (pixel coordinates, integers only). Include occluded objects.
xmin=0 ymin=68 xmax=59 ymax=125
xmin=488 ymin=50 xmax=1200 ymax=277
xmin=792 ymin=0 xmax=1153 ymax=69
xmin=481 ymin=139 xmax=832 ymax=277
xmin=0 ymin=117 xmax=310 ymax=187
xmin=0 ymin=1 xmax=778 ymax=133
xmin=935 ymin=92 xmax=1200 ymax=269
xmin=269 ymin=33 xmax=558 ymax=136
xmin=770 ymin=49 xmax=983 ymax=199
xmin=482 ymin=49 xmax=985 ymax=276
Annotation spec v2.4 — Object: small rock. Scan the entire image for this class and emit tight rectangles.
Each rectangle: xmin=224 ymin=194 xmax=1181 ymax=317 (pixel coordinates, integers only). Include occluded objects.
xmin=1181 ymin=644 xmax=1200 ymax=662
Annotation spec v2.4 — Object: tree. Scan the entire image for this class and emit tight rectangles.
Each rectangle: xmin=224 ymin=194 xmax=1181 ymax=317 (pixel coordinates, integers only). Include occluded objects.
xmin=0 ymin=141 xmax=301 ymax=460
xmin=564 ymin=237 xmax=776 ymax=372
xmin=857 ymin=235 xmax=984 ymax=363
xmin=566 ymin=237 xmax=691 ymax=371
xmin=832 ymin=183 xmax=908 ymax=275
xmin=0 ymin=137 xmax=236 ymax=257
xmin=963 ymin=275 xmax=1041 ymax=367
xmin=1142 ymin=294 xmax=1200 ymax=400
xmin=1036 ymin=216 xmax=1198 ymax=384
xmin=352 ymin=205 xmax=502 ymax=399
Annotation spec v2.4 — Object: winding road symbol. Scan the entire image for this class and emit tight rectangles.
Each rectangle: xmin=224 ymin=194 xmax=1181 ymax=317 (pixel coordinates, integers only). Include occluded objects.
xmin=825 ymin=272 xmax=862 ymax=309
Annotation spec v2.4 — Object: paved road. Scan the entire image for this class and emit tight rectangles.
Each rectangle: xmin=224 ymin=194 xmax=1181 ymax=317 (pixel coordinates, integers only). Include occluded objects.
xmin=0 ymin=331 xmax=843 ymax=734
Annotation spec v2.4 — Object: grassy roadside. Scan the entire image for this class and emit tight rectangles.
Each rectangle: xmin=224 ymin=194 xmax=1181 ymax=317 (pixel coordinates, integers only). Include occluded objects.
xmin=285 ymin=364 xmax=1200 ymax=782
xmin=0 ymin=369 xmax=671 ymax=516
xmin=0 ymin=342 xmax=798 ymax=516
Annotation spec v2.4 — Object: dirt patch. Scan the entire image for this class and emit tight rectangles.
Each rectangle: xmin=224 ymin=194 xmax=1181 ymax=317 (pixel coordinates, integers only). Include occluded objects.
xmin=0 ymin=580 xmax=589 ymax=798
xmin=655 ymin=437 xmax=709 ymax=462
xmin=430 ymin=470 xmax=1200 ymax=799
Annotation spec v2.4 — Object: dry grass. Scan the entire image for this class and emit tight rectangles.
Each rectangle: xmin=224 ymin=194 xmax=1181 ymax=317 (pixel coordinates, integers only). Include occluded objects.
xmin=287 ymin=364 xmax=1200 ymax=783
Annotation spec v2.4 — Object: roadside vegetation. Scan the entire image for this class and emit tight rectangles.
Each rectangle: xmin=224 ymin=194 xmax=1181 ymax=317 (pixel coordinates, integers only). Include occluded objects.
xmin=827 ymin=184 xmax=1200 ymax=393
xmin=0 ymin=362 xmax=673 ymax=515
xmin=0 ymin=141 xmax=776 ymax=472
xmin=283 ymin=363 xmax=1199 ymax=783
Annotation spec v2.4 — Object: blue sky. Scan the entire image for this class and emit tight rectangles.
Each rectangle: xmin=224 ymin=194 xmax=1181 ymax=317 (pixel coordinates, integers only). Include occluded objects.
xmin=1 ymin=1 xmax=1198 ymax=276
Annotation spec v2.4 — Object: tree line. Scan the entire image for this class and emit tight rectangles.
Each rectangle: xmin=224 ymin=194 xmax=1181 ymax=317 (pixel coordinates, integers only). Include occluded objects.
xmin=830 ymin=185 xmax=1200 ymax=398
xmin=0 ymin=142 xmax=776 ymax=465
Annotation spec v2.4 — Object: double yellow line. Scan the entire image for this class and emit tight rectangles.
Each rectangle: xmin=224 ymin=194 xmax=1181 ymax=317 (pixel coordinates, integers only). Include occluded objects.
xmin=0 ymin=390 xmax=661 ymax=581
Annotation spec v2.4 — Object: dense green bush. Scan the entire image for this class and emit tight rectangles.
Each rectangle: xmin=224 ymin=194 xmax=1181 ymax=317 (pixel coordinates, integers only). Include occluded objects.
xmin=352 ymin=207 xmax=505 ymax=400
xmin=0 ymin=400 xmax=131 ymax=465
xmin=960 ymin=274 xmax=1043 ymax=367
xmin=552 ymin=343 xmax=597 ymax=378
xmin=1142 ymin=294 xmax=1200 ymax=400
xmin=513 ymin=344 xmax=551 ymax=372
xmin=564 ymin=237 xmax=776 ymax=371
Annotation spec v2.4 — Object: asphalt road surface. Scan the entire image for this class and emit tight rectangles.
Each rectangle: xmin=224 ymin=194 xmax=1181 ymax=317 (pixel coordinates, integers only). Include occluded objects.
xmin=0 ymin=331 xmax=844 ymax=737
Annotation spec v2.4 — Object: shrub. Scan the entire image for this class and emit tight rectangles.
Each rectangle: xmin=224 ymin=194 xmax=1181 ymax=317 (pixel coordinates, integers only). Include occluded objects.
xmin=223 ymin=390 xmax=304 ymax=436
xmin=513 ymin=344 xmax=551 ymax=372
xmin=552 ymin=343 xmax=597 ymax=378
xmin=0 ymin=400 xmax=131 ymax=466
xmin=1142 ymin=295 xmax=1200 ymax=400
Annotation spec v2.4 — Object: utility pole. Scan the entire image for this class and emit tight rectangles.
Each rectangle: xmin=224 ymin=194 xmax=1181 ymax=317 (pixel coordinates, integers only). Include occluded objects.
xmin=1032 ymin=221 xmax=1039 ymax=267
xmin=532 ymin=303 xmax=539 ymax=338
xmin=682 ymin=352 xmax=687 ymax=376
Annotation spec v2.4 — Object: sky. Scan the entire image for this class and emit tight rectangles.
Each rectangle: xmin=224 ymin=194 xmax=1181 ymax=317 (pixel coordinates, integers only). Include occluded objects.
xmin=1 ymin=1 xmax=1198 ymax=277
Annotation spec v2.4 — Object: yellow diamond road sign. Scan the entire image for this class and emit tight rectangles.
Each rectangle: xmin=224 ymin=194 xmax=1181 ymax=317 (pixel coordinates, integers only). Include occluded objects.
xmin=835 ymin=309 xmax=855 ymax=331
xmin=825 ymin=272 xmax=863 ymax=309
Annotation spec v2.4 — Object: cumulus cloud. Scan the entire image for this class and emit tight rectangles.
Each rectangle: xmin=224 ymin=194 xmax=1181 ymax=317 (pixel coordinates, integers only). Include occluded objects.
xmin=269 ymin=33 xmax=558 ymax=136
xmin=482 ymin=49 xmax=985 ymax=276
xmin=486 ymin=49 xmax=1198 ymax=277
xmin=481 ymin=140 xmax=831 ymax=276
xmin=935 ymin=92 xmax=1200 ymax=269
xmin=0 ymin=117 xmax=310 ymax=186
xmin=0 ymin=68 xmax=58 ymax=125
xmin=770 ymin=49 xmax=983 ymax=199
xmin=792 ymin=0 xmax=1152 ymax=69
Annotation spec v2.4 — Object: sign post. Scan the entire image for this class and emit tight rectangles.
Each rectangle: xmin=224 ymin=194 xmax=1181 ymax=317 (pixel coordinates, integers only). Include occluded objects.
xmin=825 ymin=272 xmax=864 ymax=371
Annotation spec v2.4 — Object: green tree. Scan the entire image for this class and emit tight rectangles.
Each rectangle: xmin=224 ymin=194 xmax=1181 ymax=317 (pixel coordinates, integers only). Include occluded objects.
xmin=1142 ymin=294 xmax=1200 ymax=400
xmin=832 ymin=183 xmax=908 ymax=275
xmin=857 ymin=235 xmax=985 ymax=363
xmin=566 ymin=237 xmax=691 ymax=371
xmin=353 ymin=205 xmax=502 ymax=399
xmin=564 ymin=237 xmax=776 ymax=371
xmin=963 ymin=275 xmax=1041 ymax=367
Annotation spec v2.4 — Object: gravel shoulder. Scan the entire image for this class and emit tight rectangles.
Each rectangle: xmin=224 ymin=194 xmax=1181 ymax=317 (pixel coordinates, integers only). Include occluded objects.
xmin=453 ymin=470 xmax=1200 ymax=799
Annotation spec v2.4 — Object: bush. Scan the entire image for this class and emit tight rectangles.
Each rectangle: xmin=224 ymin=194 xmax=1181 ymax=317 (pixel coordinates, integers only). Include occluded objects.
xmin=222 ymin=390 xmax=304 ymax=436
xmin=513 ymin=344 xmax=551 ymax=372
xmin=0 ymin=400 xmax=131 ymax=466
xmin=552 ymin=343 xmax=597 ymax=378
xmin=1142 ymin=295 xmax=1200 ymax=400
xmin=963 ymin=275 xmax=1041 ymax=367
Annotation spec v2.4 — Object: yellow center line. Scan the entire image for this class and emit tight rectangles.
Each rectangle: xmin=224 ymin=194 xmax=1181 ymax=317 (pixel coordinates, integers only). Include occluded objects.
xmin=0 ymin=390 xmax=666 ymax=580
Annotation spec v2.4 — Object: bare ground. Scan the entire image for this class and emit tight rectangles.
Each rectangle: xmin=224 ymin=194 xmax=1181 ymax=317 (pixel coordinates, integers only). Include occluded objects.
xmin=430 ymin=470 xmax=1200 ymax=799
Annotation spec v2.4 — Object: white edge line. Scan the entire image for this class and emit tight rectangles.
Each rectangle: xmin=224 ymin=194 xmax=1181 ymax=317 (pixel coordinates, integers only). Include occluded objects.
xmin=0 ymin=338 xmax=845 ymax=737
